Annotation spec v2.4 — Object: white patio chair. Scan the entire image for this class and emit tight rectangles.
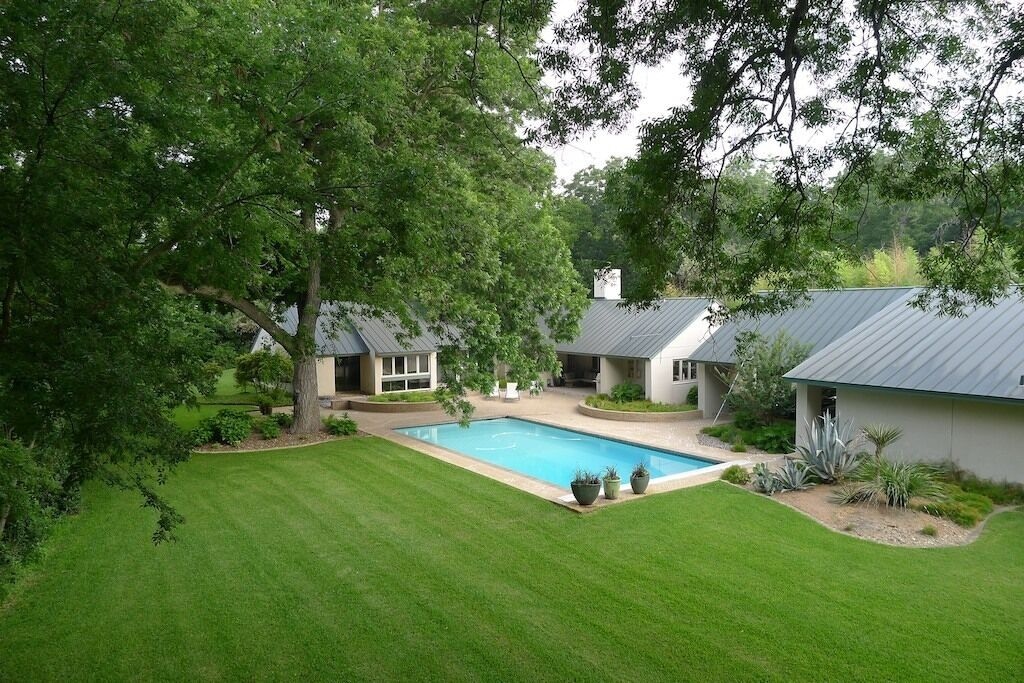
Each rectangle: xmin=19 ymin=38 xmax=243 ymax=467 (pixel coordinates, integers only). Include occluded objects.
xmin=486 ymin=381 xmax=501 ymax=400
xmin=504 ymin=382 xmax=520 ymax=401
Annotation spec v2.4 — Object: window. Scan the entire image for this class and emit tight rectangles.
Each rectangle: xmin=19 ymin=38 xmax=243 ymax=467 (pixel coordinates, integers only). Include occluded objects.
xmin=380 ymin=354 xmax=432 ymax=392
xmin=673 ymin=360 xmax=697 ymax=382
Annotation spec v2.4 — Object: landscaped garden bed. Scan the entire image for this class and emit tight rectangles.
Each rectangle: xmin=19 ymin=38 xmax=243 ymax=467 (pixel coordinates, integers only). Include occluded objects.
xmin=719 ymin=419 xmax=1024 ymax=547
xmin=192 ymin=410 xmax=360 ymax=452
xmin=348 ymin=391 xmax=441 ymax=413
xmin=579 ymin=384 xmax=699 ymax=421
xmin=700 ymin=420 xmax=796 ymax=453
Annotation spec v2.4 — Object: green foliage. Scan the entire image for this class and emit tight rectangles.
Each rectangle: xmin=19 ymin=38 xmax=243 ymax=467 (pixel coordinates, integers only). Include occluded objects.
xmin=610 ymin=382 xmax=645 ymax=403
xmin=255 ymin=419 xmax=281 ymax=440
xmin=584 ymin=394 xmax=695 ymax=413
xmin=722 ymin=332 xmax=810 ymax=426
xmin=773 ymin=460 xmax=813 ymax=492
xmin=720 ymin=465 xmax=750 ymax=485
xmin=861 ymin=424 xmax=905 ymax=459
xmin=914 ymin=501 xmax=983 ymax=529
xmin=0 ymin=438 xmax=63 ymax=586
xmin=836 ymin=459 xmax=944 ymax=509
xmin=751 ymin=463 xmax=778 ymax=495
xmin=941 ymin=467 xmax=1024 ymax=506
xmin=572 ymin=469 xmax=601 ymax=486
xmin=368 ymin=391 xmax=439 ymax=403
xmin=603 ymin=465 xmax=620 ymax=482
xmin=547 ymin=2 xmax=1024 ymax=313
xmin=730 ymin=442 xmax=748 ymax=453
xmin=701 ymin=422 xmax=795 ymax=454
xmin=235 ymin=352 xmax=293 ymax=395
xmin=795 ymin=414 xmax=862 ymax=484
xmin=196 ymin=410 xmax=254 ymax=447
xmin=272 ymin=413 xmax=294 ymax=429
xmin=920 ymin=525 xmax=938 ymax=537
xmin=686 ymin=385 xmax=699 ymax=406
xmin=323 ymin=414 xmax=358 ymax=437
xmin=631 ymin=462 xmax=649 ymax=479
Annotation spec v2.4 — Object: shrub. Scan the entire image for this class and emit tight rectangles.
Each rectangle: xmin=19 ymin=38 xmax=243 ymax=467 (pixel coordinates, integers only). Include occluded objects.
xmin=719 ymin=331 xmax=811 ymax=426
xmin=190 ymin=421 xmax=216 ymax=448
xmin=795 ymin=413 xmax=862 ymax=483
xmin=631 ymin=462 xmax=649 ymax=479
xmin=720 ymin=465 xmax=750 ymax=485
xmin=610 ymin=382 xmax=645 ymax=403
xmin=751 ymin=462 xmax=778 ymax=495
xmin=940 ymin=466 xmax=1024 ymax=505
xmin=271 ymin=412 xmax=294 ymax=428
xmin=746 ymin=423 xmax=796 ymax=453
xmin=255 ymin=418 xmax=281 ymax=440
xmin=920 ymin=525 xmax=938 ymax=537
xmin=835 ymin=458 xmax=943 ymax=509
xmin=914 ymin=500 xmax=982 ymax=528
xmin=773 ymin=459 xmax=813 ymax=492
xmin=323 ymin=413 xmax=358 ymax=436
xmin=584 ymin=395 xmax=695 ymax=412
xmin=686 ymin=385 xmax=698 ymax=406
xmin=861 ymin=424 xmax=904 ymax=458
xmin=197 ymin=409 xmax=254 ymax=446
xmin=731 ymin=441 xmax=747 ymax=453
xmin=235 ymin=350 xmax=293 ymax=394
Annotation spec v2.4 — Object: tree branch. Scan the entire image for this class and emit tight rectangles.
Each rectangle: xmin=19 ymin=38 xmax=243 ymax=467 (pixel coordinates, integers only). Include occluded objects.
xmin=160 ymin=281 xmax=294 ymax=353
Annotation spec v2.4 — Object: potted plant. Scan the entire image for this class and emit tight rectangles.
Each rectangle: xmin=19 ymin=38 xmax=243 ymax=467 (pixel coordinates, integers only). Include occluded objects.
xmin=630 ymin=462 xmax=650 ymax=494
xmin=570 ymin=469 xmax=602 ymax=506
xmin=603 ymin=465 xmax=622 ymax=500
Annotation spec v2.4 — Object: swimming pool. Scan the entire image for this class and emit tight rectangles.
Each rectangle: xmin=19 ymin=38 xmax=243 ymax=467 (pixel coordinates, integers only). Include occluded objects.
xmin=396 ymin=418 xmax=718 ymax=489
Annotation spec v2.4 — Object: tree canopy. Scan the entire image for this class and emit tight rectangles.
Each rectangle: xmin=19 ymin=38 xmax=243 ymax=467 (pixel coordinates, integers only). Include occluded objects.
xmin=0 ymin=0 xmax=585 ymax=555
xmin=544 ymin=0 xmax=1024 ymax=314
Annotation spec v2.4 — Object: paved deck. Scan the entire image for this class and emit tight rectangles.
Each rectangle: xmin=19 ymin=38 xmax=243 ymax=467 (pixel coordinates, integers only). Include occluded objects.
xmin=326 ymin=389 xmax=775 ymax=511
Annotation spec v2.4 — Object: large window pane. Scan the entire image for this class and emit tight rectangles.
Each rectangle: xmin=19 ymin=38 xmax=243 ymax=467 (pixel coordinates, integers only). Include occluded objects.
xmin=382 ymin=357 xmax=393 ymax=376
xmin=419 ymin=354 xmax=429 ymax=374
xmin=407 ymin=377 xmax=431 ymax=390
xmin=382 ymin=379 xmax=406 ymax=392
xmin=394 ymin=356 xmax=405 ymax=374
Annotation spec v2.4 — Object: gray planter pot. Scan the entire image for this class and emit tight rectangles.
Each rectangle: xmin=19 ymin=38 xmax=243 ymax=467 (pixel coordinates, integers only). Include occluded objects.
xmin=630 ymin=474 xmax=650 ymax=494
xmin=603 ymin=477 xmax=621 ymax=500
xmin=571 ymin=482 xmax=602 ymax=506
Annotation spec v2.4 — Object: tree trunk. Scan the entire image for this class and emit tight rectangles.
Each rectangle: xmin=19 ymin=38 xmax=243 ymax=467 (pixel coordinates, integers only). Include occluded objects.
xmin=292 ymin=353 xmax=321 ymax=434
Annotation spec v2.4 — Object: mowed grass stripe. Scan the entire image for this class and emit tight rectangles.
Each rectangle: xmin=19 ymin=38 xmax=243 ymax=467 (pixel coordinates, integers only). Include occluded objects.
xmin=1 ymin=437 xmax=1022 ymax=681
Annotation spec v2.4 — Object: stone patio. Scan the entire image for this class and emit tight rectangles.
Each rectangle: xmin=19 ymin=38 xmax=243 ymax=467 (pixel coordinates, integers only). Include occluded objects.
xmin=325 ymin=387 xmax=777 ymax=511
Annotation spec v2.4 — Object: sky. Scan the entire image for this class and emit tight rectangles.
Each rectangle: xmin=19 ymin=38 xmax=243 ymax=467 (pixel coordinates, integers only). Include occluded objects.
xmin=540 ymin=1 xmax=685 ymax=183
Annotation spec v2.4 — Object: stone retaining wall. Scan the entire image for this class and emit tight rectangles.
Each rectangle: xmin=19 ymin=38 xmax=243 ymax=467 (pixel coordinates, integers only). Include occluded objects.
xmin=577 ymin=401 xmax=703 ymax=422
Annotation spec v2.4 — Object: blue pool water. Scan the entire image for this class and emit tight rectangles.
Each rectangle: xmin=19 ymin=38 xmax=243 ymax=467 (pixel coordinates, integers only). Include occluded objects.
xmin=396 ymin=418 xmax=716 ymax=488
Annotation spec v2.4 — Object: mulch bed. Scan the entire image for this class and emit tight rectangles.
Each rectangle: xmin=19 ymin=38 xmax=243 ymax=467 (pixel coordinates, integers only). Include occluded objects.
xmin=195 ymin=428 xmax=345 ymax=453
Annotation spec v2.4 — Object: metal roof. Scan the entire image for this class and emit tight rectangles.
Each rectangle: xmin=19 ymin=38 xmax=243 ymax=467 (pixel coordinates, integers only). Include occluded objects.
xmin=555 ymin=298 xmax=715 ymax=359
xmin=688 ymin=288 xmax=916 ymax=365
xmin=785 ymin=288 xmax=1024 ymax=402
xmin=257 ymin=303 xmax=440 ymax=356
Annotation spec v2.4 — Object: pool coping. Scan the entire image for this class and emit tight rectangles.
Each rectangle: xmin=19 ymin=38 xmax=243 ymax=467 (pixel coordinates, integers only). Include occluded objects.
xmin=381 ymin=414 xmax=744 ymax=512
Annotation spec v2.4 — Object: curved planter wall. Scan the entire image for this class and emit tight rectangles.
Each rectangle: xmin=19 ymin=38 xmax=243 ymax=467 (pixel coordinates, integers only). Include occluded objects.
xmin=577 ymin=401 xmax=703 ymax=423
xmin=346 ymin=398 xmax=442 ymax=413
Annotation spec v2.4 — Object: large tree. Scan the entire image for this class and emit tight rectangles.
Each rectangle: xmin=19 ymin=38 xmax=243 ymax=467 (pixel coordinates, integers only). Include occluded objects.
xmin=543 ymin=0 xmax=1024 ymax=314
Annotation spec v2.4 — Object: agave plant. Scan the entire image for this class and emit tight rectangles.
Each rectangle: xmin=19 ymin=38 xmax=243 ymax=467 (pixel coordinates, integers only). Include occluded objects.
xmin=773 ymin=459 xmax=813 ymax=492
xmin=861 ymin=424 xmax=904 ymax=460
xmin=795 ymin=413 xmax=862 ymax=484
xmin=751 ymin=462 xmax=779 ymax=495
xmin=834 ymin=458 xmax=944 ymax=508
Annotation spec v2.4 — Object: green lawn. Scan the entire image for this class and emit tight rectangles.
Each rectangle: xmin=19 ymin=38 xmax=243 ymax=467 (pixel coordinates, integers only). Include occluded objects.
xmin=2 ymin=438 xmax=1022 ymax=681
xmin=171 ymin=370 xmax=287 ymax=430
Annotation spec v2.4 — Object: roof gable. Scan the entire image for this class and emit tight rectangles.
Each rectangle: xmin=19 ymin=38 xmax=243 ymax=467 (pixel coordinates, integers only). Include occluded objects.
xmin=259 ymin=303 xmax=441 ymax=356
xmin=555 ymin=298 xmax=715 ymax=359
xmin=785 ymin=288 xmax=1024 ymax=402
xmin=688 ymin=288 xmax=916 ymax=365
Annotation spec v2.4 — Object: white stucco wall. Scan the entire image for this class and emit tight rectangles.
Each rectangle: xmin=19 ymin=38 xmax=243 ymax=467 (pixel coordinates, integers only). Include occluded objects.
xmin=599 ymin=357 xmax=629 ymax=395
xmin=835 ymin=387 xmax=1024 ymax=483
xmin=794 ymin=384 xmax=824 ymax=448
xmin=647 ymin=316 xmax=718 ymax=404
xmin=316 ymin=357 xmax=336 ymax=397
xmin=697 ymin=363 xmax=731 ymax=419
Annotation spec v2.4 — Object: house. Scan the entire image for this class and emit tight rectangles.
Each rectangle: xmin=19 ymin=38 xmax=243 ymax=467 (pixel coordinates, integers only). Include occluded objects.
xmin=251 ymin=304 xmax=444 ymax=397
xmin=784 ymin=288 xmax=1024 ymax=483
xmin=687 ymin=288 xmax=915 ymax=419
xmin=551 ymin=270 xmax=718 ymax=405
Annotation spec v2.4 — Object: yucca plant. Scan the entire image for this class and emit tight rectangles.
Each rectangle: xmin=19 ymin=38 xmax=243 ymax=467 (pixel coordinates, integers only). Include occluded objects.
xmin=773 ymin=459 xmax=813 ymax=492
xmin=751 ymin=462 xmax=779 ymax=495
xmin=861 ymin=424 xmax=904 ymax=459
xmin=834 ymin=458 xmax=944 ymax=509
xmin=795 ymin=413 xmax=862 ymax=484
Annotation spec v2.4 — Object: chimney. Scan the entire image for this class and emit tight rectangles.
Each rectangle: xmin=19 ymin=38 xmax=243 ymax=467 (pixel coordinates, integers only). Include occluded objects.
xmin=593 ymin=268 xmax=621 ymax=300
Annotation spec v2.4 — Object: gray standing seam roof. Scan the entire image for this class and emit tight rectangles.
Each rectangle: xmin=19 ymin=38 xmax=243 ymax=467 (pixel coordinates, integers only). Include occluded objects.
xmin=784 ymin=287 xmax=1024 ymax=402
xmin=263 ymin=303 xmax=440 ymax=356
xmin=555 ymin=298 xmax=715 ymax=359
xmin=688 ymin=288 xmax=916 ymax=365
